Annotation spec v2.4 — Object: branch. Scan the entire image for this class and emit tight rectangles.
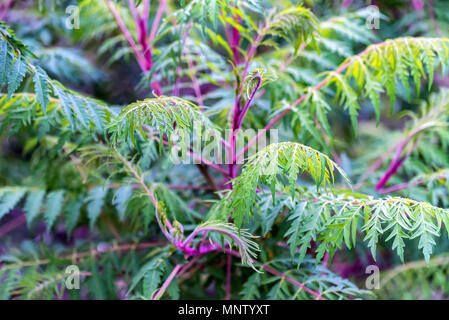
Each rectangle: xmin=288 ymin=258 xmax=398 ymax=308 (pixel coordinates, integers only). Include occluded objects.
xmin=143 ymin=126 xmax=230 ymax=176
xmin=237 ymin=40 xmax=392 ymax=160
xmin=114 ymin=150 xmax=175 ymax=242
xmin=224 ymin=248 xmax=325 ymax=300
xmin=152 ymin=263 xmax=183 ymax=300
xmin=375 ymin=123 xmax=434 ymax=191
xmin=260 ymin=264 xmax=325 ymax=300
xmin=0 ymin=213 xmax=26 ymax=238
xmin=2 ymin=241 xmax=167 ymax=270
xmin=104 ymin=0 xmax=149 ymax=71
xmin=148 ymin=0 xmax=168 ymax=44
xmin=378 ymin=173 xmax=448 ymax=194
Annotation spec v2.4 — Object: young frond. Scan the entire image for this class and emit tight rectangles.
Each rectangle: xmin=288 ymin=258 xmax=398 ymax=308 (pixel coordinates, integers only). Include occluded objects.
xmin=78 ymin=144 xmax=144 ymax=183
xmin=107 ymin=96 xmax=217 ymax=147
xmin=192 ymin=220 xmax=259 ymax=270
xmin=265 ymin=5 xmax=319 ymax=50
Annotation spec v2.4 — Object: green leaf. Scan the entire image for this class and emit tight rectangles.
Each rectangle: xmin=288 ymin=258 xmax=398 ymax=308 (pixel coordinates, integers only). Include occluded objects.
xmin=0 ymin=188 xmax=26 ymax=220
xmin=24 ymin=190 xmax=45 ymax=228
xmin=143 ymin=269 xmax=163 ymax=299
xmin=44 ymin=190 xmax=65 ymax=232
xmin=7 ymin=56 xmax=27 ymax=97
xmin=32 ymin=66 xmax=50 ymax=114
xmin=65 ymin=198 xmax=82 ymax=236
xmin=112 ymin=185 xmax=133 ymax=221
xmin=85 ymin=186 xmax=108 ymax=229
xmin=0 ymin=39 xmax=12 ymax=87
xmin=128 ymin=254 xmax=166 ymax=294
xmin=53 ymin=85 xmax=75 ymax=130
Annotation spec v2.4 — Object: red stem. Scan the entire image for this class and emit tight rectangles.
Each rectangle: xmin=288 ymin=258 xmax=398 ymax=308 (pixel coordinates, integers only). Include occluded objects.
xmin=105 ymin=0 xmax=149 ymax=71
xmin=375 ymin=124 xmax=432 ymax=191
xmin=149 ymin=0 xmax=167 ymax=43
xmin=152 ymin=263 xmax=183 ymax=300
xmin=0 ymin=214 xmax=26 ymax=238
xmin=260 ymin=264 xmax=325 ymax=300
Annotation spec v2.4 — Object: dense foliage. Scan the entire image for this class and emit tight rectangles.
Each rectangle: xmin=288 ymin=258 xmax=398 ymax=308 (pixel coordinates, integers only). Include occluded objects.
xmin=1 ymin=0 xmax=449 ymax=300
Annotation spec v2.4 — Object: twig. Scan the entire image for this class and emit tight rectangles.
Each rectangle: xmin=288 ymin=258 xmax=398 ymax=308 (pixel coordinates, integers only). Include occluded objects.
xmin=380 ymin=255 xmax=449 ymax=288
xmin=148 ymin=0 xmax=168 ymax=44
xmin=225 ymin=253 xmax=232 ymax=300
xmin=222 ymin=248 xmax=325 ymax=300
xmin=375 ymin=123 xmax=433 ymax=191
xmin=260 ymin=264 xmax=325 ymax=300
xmin=2 ymin=241 xmax=167 ymax=270
xmin=152 ymin=263 xmax=183 ymax=300
xmin=0 ymin=214 xmax=26 ymax=238
xmin=104 ymin=0 xmax=149 ymax=71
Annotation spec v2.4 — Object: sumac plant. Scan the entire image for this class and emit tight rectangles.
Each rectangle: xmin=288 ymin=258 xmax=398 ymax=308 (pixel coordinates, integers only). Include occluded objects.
xmin=1 ymin=0 xmax=449 ymax=300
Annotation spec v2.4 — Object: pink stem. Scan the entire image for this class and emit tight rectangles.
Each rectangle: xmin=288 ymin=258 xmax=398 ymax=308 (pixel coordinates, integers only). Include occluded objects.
xmin=228 ymin=74 xmax=262 ymax=176
xmin=224 ymin=15 xmax=242 ymax=64
xmin=0 ymin=214 xmax=26 ymax=238
xmin=375 ymin=124 xmax=432 ymax=191
xmin=143 ymin=0 xmax=150 ymax=29
xmin=173 ymin=20 xmax=192 ymax=96
xmin=260 ymin=264 xmax=325 ymax=300
xmin=128 ymin=0 xmax=152 ymax=70
xmin=378 ymin=173 xmax=448 ymax=194
xmin=0 ymin=0 xmax=13 ymax=20
xmin=149 ymin=0 xmax=167 ymax=43
xmin=378 ymin=181 xmax=415 ymax=194
xmin=106 ymin=0 xmax=162 ymax=94
xmin=179 ymin=230 xmax=326 ymax=300
xmin=128 ymin=0 xmax=140 ymax=23
xmin=235 ymin=75 xmax=262 ymax=129
xmin=412 ymin=0 xmax=424 ymax=11
xmin=240 ymin=32 xmax=264 ymax=95
xmin=222 ymin=248 xmax=325 ymax=300
xmin=170 ymin=237 xmax=325 ymax=300
xmin=152 ymin=264 xmax=183 ymax=300
xmin=342 ymin=0 xmax=354 ymax=7
xmin=104 ymin=0 xmax=149 ymax=72
xmin=186 ymin=52 xmax=204 ymax=106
